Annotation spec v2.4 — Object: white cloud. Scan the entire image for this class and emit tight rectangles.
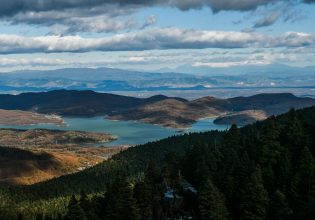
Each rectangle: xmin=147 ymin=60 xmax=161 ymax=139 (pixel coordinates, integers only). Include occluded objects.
xmin=193 ymin=59 xmax=272 ymax=68
xmin=0 ymin=28 xmax=315 ymax=54
xmin=0 ymin=57 xmax=68 ymax=66
xmin=0 ymin=28 xmax=314 ymax=54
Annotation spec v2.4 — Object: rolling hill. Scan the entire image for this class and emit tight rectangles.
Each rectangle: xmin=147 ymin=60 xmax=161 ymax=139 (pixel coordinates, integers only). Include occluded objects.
xmin=0 ymin=90 xmax=315 ymax=127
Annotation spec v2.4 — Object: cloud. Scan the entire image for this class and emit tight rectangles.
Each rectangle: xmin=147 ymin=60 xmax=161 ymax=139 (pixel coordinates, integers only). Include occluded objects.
xmin=10 ymin=7 xmax=139 ymax=34
xmin=254 ymin=11 xmax=281 ymax=28
xmin=253 ymin=2 xmax=306 ymax=28
xmin=1 ymin=1 xmax=310 ymax=18
xmin=0 ymin=0 xmax=312 ymax=33
xmin=55 ymin=16 xmax=137 ymax=34
xmin=0 ymin=0 xmax=279 ymax=18
xmin=193 ymin=59 xmax=272 ymax=68
xmin=141 ymin=15 xmax=157 ymax=29
xmin=0 ymin=57 xmax=68 ymax=67
xmin=0 ymin=28 xmax=314 ymax=54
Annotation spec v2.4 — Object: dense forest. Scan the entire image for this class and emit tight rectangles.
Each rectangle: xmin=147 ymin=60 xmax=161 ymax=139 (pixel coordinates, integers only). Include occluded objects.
xmin=0 ymin=106 xmax=315 ymax=219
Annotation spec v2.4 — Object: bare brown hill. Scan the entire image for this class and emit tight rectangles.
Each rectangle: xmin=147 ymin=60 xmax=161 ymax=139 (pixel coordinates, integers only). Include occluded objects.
xmin=0 ymin=109 xmax=64 ymax=126
xmin=0 ymin=129 xmax=124 ymax=185
xmin=0 ymin=90 xmax=315 ymax=127
xmin=0 ymin=146 xmax=127 ymax=185
xmin=108 ymin=93 xmax=315 ymax=127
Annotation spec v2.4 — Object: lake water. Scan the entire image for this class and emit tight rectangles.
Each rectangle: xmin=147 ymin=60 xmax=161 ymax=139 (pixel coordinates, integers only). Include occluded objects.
xmin=0 ymin=117 xmax=228 ymax=146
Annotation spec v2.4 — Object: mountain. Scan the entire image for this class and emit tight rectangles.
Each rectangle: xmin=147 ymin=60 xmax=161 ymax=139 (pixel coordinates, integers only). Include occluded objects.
xmin=107 ymin=96 xmax=230 ymax=128
xmin=1 ymin=105 xmax=315 ymax=219
xmin=0 ymin=66 xmax=315 ymax=96
xmin=1 ymin=90 xmax=315 ymax=128
xmin=109 ymin=93 xmax=315 ymax=127
xmin=0 ymin=67 xmax=212 ymax=92
xmin=0 ymin=90 xmax=175 ymax=116
xmin=160 ymin=63 xmax=315 ymax=76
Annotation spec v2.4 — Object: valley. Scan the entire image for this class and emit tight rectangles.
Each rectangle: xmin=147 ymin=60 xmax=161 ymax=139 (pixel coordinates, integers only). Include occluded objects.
xmin=0 ymin=90 xmax=314 ymax=187
xmin=1 ymin=1 xmax=314 ymax=218
xmin=1 ymin=105 xmax=314 ymax=219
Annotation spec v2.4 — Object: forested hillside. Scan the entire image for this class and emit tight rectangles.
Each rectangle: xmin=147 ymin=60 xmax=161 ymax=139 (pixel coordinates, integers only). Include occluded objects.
xmin=1 ymin=106 xmax=315 ymax=219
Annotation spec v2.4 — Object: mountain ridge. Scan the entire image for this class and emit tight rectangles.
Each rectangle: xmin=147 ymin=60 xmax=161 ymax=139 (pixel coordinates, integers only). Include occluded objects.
xmin=1 ymin=66 xmax=315 ymax=96
xmin=0 ymin=90 xmax=315 ymax=128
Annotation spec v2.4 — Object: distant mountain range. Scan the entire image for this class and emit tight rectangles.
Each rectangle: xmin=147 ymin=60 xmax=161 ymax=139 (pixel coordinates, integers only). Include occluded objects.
xmin=157 ymin=63 xmax=315 ymax=76
xmin=1 ymin=90 xmax=314 ymax=128
xmin=0 ymin=65 xmax=314 ymax=95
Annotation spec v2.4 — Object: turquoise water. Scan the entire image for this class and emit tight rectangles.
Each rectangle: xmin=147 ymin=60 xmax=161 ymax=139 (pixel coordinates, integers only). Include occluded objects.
xmin=0 ymin=117 xmax=228 ymax=146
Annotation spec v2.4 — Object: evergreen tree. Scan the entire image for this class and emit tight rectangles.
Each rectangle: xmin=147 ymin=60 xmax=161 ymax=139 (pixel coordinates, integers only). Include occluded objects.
xmin=269 ymin=190 xmax=292 ymax=220
xmin=240 ymin=167 xmax=269 ymax=220
xmin=145 ymin=161 xmax=162 ymax=188
xmin=79 ymin=191 xmax=90 ymax=212
xmin=104 ymin=184 xmax=120 ymax=220
xmin=79 ymin=192 xmax=98 ymax=220
xmin=35 ymin=213 xmax=44 ymax=220
xmin=280 ymin=109 xmax=305 ymax=161
xmin=224 ymin=124 xmax=241 ymax=150
xmin=65 ymin=195 xmax=86 ymax=220
xmin=17 ymin=213 xmax=23 ymax=220
xmin=182 ymin=143 xmax=213 ymax=187
xmin=134 ymin=181 xmax=152 ymax=219
xmin=116 ymin=180 xmax=140 ymax=220
xmin=260 ymin=117 xmax=281 ymax=166
xmin=199 ymin=178 xmax=229 ymax=220
xmin=296 ymin=146 xmax=315 ymax=198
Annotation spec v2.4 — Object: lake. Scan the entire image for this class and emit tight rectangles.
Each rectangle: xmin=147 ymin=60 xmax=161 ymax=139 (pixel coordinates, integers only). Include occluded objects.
xmin=0 ymin=117 xmax=229 ymax=146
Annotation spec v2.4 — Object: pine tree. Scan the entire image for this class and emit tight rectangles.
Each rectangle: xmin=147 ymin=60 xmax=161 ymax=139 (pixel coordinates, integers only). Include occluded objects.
xmin=65 ymin=195 xmax=86 ymax=220
xmin=104 ymin=184 xmax=120 ymax=220
xmin=240 ymin=167 xmax=269 ymax=220
xmin=199 ymin=178 xmax=229 ymax=220
xmin=269 ymin=190 xmax=292 ymax=220
xmin=134 ymin=181 xmax=152 ymax=219
xmin=280 ymin=109 xmax=305 ymax=159
xmin=35 ymin=213 xmax=44 ymax=220
xmin=297 ymin=146 xmax=315 ymax=198
xmin=116 ymin=180 xmax=140 ymax=220
xmin=79 ymin=191 xmax=89 ymax=211
xmin=145 ymin=161 xmax=161 ymax=187
xmin=79 ymin=191 xmax=98 ymax=220
xmin=224 ymin=124 xmax=241 ymax=150
xmin=17 ymin=213 xmax=23 ymax=220
xmin=260 ymin=117 xmax=281 ymax=166
xmin=182 ymin=143 xmax=213 ymax=187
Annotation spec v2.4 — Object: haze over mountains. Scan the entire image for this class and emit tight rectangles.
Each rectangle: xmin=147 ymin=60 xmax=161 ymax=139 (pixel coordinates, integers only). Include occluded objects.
xmin=1 ymin=65 xmax=315 ymax=99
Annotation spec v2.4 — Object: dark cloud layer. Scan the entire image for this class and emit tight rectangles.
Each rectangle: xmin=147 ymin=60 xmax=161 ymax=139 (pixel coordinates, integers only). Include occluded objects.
xmin=0 ymin=0 xmax=285 ymax=17
xmin=0 ymin=0 xmax=312 ymax=34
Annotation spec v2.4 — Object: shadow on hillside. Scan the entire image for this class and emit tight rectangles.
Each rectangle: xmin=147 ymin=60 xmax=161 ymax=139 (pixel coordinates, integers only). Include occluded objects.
xmin=0 ymin=146 xmax=61 ymax=185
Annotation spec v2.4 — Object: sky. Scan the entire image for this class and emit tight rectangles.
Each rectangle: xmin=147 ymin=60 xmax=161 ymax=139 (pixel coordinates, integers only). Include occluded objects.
xmin=0 ymin=0 xmax=315 ymax=72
